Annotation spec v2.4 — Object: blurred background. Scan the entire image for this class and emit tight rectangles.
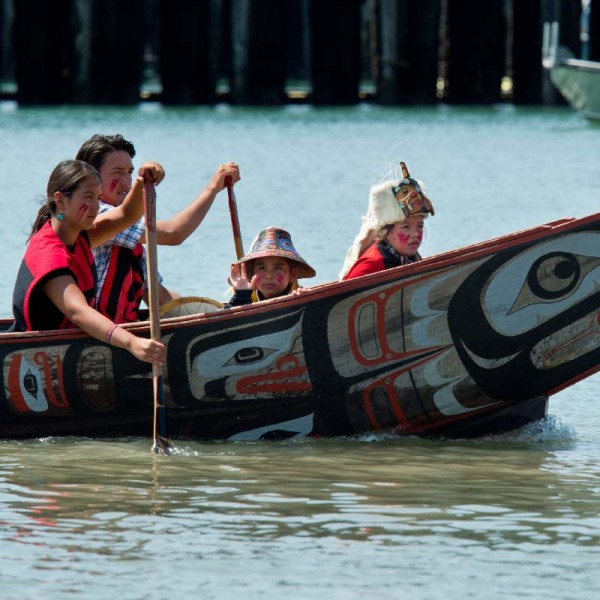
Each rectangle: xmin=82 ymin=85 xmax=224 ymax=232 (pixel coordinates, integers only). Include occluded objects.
xmin=0 ymin=0 xmax=596 ymax=107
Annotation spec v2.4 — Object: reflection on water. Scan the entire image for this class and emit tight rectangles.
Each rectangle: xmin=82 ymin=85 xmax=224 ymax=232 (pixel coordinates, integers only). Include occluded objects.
xmin=0 ymin=428 xmax=599 ymax=598
xmin=1 ymin=416 xmax=599 ymax=598
xmin=1 ymin=419 xmax=597 ymax=535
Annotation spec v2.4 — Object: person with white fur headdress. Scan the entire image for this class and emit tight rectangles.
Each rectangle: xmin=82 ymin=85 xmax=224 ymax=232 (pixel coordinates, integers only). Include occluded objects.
xmin=339 ymin=162 xmax=434 ymax=280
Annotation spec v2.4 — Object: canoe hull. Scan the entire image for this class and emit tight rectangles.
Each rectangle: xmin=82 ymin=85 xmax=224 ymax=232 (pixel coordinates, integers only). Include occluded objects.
xmin=2 ymin=213 xmax=600 ymax=440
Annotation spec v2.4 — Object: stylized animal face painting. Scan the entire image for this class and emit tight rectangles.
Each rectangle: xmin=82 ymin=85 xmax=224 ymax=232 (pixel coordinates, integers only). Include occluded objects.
xmin=449 ymin=232 xmax=600 ymax=399
xmin=3 ymin=344 xmax=117 ymax=416
xmin=317 ymin=228 xmax=600 ymax=434
xmin=323 ymin=261 xmax=505 ymax=433
xmin=186 ymin=310 xmax=311 ymax=400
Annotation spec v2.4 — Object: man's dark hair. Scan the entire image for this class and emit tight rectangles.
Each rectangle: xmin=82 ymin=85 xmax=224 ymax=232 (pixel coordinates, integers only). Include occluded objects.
xmin=75 ymin=134 xmax=136 ymax=171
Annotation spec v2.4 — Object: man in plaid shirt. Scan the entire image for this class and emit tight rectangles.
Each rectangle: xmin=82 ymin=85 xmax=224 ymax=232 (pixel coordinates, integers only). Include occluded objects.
xmin=76 ymin=134 xmax=240 ymax=323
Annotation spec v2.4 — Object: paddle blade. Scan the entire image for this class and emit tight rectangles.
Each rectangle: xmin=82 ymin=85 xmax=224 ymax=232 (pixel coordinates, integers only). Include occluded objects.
xmin=151 ymin=371 xmax=173 ymax=455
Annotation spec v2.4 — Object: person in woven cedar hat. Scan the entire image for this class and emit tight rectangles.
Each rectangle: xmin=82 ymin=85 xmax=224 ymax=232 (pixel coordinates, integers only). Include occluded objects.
xmin=339 ymin=161 xmax=434 ymax=280
xmin=224 ymin=226 xmax=316 ymax=308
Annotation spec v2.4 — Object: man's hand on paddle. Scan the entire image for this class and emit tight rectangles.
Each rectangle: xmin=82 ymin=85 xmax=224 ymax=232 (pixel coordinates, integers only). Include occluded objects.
xmin=210 ymin=161 xmax=241 ymax=193
xmin=138 ymin=161 xmax=166 ymax=185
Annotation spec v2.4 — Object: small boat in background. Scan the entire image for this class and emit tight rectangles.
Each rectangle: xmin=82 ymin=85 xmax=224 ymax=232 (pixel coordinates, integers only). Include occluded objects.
xmin=543 ymin=10 xmax=600 ymax=121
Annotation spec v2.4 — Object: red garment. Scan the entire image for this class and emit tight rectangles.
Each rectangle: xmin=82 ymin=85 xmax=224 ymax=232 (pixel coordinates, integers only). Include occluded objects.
xmin=11 ymin=221 xmax=97 ymax=331
xmin=344 ymin=241 xmax=420 ymax=280
xmin=96 ymin=244 xmax=145 ymax=323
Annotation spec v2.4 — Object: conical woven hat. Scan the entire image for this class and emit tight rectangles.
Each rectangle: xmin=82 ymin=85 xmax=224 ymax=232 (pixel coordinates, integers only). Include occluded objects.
xmin=238 ymin=226 xmax=316 ymax=279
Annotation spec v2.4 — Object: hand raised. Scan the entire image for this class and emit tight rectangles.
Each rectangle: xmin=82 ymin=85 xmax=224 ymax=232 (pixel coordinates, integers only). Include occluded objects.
xmin=228 ymin=262 xmax=255 ymax=291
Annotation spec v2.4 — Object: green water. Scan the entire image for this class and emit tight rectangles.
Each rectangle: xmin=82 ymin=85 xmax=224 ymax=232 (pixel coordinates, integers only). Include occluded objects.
xmin=0 ymin=102 xmax=599 ymax=599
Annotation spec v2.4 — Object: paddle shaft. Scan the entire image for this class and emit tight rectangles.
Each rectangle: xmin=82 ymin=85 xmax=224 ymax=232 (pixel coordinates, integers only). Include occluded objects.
xmin=143 ymin=180 xmax=170 ymax=454
xmin=226 ymin=176 xmax=244 ymax=259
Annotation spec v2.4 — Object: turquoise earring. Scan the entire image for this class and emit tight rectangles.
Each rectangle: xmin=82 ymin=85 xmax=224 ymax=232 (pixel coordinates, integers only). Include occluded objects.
xmin=57 ymin=211 xmax=64 ymax=221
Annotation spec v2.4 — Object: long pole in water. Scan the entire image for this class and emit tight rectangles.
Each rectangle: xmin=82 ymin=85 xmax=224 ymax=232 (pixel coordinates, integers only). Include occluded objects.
xmin=226 ymin=176 xmax=244 ymax=259
xmin=144 ymin=180 xmax=171 ymax=454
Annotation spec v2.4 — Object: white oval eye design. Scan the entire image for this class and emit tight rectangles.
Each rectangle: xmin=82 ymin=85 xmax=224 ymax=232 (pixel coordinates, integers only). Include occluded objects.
xmin=483 ymin=233 xmax=600 ymax=336
xmin=224 ymin=346 xmax=277 ymax=366
xmin=510 ymin=252 xmax=583 ymax=310
xmin=193 ymin=327 xmax=299 ymax=379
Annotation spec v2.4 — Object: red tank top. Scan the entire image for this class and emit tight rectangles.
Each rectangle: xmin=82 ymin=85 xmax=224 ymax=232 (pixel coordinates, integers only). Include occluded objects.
xmin=11 ymin=221 xmax=97 ymax=331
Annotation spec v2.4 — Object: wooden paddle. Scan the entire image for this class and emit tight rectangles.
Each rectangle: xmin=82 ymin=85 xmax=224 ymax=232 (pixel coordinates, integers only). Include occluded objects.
xmin=226 ymin=176 xmax=244 ymax=259
xmin=143 ymin=179 xmax=171 ymax=455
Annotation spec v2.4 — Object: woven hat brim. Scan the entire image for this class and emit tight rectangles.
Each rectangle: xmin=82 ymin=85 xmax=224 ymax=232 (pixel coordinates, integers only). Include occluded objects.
xmin=238 ymin=251 xmax=316 ymax=279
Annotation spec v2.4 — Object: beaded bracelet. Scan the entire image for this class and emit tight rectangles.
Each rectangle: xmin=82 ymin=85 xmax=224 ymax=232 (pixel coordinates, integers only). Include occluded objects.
xmin=106 ymin=324 xmax=119 ymax=345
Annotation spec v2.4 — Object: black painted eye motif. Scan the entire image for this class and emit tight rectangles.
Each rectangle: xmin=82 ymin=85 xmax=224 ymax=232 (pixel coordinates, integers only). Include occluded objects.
xmin=527 ymin=252 xmax=580 ymax=300
xmin=510 ymin=252 xmax=600 ymax=314
xmin=224 ymin=346 xmax=277 ymax=366
xmin=479 ymin=234 xmax=600 ymax=337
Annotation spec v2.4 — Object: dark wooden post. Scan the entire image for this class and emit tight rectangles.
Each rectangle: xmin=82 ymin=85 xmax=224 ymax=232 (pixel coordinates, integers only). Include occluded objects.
xmin=540 ymin=0 xmax=562 ymax=105
xmin=230 ymin=0 xmax=287 ymax=105
xmin=71 ymin=0 xmax=144 ymax=104
xmin=288 ymin=0 xmax=310 ymax=82
xmin=14 ymin=0 xmax=73 ymax=104
xmin=159 ymin=0 xmax=215 ymax=104
xmin=444 ymin=0 xmax=506 ymax=103
xmin=590 ymin=0 xmax=600 ymax=61
xmin=309 ymin=0 xmax=361 ymax=105
xmin=376 ymin=0 xmax=404 ymax=104
xmin=558 ymin=0 xmax=582 ymax=55
xmin=512 ymin=0 xmax=543 ymax=104
xmin=376 ymin=0 xmax=440 ymax=105
xmin=0 ymin=0 xmax=14 ymax=86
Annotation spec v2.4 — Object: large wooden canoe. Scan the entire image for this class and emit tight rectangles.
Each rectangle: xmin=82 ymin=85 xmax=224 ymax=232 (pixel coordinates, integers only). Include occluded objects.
xmin=2 ymin=213 xmax=600 ymax=441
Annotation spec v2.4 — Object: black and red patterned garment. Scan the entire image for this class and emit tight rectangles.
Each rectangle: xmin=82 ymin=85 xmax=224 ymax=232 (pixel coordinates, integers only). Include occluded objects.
xmin=11 ymin=221 xmax=97 ymax=331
